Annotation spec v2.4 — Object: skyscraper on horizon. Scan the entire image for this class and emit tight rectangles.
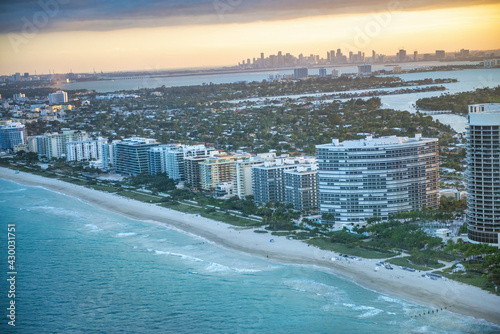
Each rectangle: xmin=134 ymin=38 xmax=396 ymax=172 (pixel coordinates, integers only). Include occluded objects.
xmin=397 ymin=49 xmax=406 ymax=62
xmin=436 ymin=50 xmax=446 ymax=60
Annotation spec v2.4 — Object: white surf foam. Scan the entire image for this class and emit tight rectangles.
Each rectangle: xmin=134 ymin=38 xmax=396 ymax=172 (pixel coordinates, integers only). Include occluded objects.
xmin=153 ymin=249 xmax=261 ymax=274
xmin=85 ymin=224 xmax=103 ymax=232
xmin=154 ymin=250 xmax=204 ymax=263
xmin=0 ymin=188 xmax=27 ymax=194
xmin=284 ymin=279 xmax=345 ymax=299
xmin=341 ymin=303 xmax=384 ymax=318
xmin=116 ymin=232 xmax=137 ymax=237
xmin=32 ymin=205 xmax=84 ymax=219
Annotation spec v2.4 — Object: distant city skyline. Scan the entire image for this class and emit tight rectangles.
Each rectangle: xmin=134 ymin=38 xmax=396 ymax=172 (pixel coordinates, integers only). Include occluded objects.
xmin=0 ymin=1 xmax=499 ymax=75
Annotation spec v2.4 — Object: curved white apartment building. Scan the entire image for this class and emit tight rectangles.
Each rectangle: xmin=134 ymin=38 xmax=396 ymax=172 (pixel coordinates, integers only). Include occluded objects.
xmin=466 ymin=104 xmax=500 ymax=246
xmin=316 ymin=134 xmax=439 ymax=225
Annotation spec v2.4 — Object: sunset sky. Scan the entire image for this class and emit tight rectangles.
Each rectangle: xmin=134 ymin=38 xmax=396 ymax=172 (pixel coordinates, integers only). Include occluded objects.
xmin=0 ymin=0 xmax=499 ymax=75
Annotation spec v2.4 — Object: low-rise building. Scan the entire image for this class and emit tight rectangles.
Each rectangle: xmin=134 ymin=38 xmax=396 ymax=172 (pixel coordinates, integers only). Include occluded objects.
xmin=216 ymin=182 xmax=234 ymax=197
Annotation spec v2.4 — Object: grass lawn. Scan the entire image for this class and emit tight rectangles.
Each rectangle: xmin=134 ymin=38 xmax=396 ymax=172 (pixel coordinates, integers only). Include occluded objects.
xmin=270 ymin=231 xmax=293 ymax=236
xmin=307 ymin=238 xmax=396 ymax=259
xmin=294 ymin=231 xmax=318 ymax=240
xmin=159 ymin=202 xmax=262 ymax=227
xmin=86 ymin=184 xmax=120 ymax=193
xmin=437 ymin=270 xmax=499 ymax=295
xmin=386 ymin=257 xmax=443 ymax=271
xmin=118 ymin=190 xmax=162 ymax=203
xmin=57 ymin=176 xmax=88 ymax=186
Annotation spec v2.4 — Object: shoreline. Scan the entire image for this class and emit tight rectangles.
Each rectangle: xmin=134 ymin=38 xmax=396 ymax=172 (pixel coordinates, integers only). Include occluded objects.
xmin=1 ymin=167 xmax=499 ymax=326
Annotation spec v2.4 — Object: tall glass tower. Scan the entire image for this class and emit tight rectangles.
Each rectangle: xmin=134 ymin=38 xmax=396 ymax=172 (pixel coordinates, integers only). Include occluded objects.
xmin=466 ymin=104 xmax=500 ymax=246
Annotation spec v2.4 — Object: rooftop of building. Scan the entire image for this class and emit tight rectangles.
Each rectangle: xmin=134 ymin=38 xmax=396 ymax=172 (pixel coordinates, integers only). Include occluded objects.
xmin=184 ymin=154 xmax=211 ymax=160
xmin=150 ymin=143 xmax=211 ymax=152
xmin=284 ymin=164 xmax=318 ymax=174
xmin=317 ymin=134 xmax=436 ymax=149
xmin=468 ymin=103 xmax=500 ymax=114
xmin=119 ymin=137 xmax=158 ymax=146
xmin=467 ymin=103 xmax=500 ymax=125
xmin=255 ymin=156 xmax=317 ymax=168
xmin=233 ymin=152 xmax=280 ymax=164
xmin=65 ymin=137 xmax=107 ymax=144
xmin=0 ymin=121 xmax=24 ymax=129
xmin=201 ymin=152 xmax=251 ymax=162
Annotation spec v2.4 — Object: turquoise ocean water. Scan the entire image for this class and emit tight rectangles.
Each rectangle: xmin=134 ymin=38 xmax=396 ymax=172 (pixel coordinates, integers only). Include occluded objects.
xmin=0 ymin=178 xmax=498 ymax=333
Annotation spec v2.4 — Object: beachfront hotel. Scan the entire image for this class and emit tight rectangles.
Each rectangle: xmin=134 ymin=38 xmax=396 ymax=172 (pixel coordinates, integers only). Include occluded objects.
xmin=466 ymin=104 xmax=500 ymax=246
xmin=114 ymin=137 xmax=159 ymax=175
xmin=316 ymin=134 xmax=439 ymax=225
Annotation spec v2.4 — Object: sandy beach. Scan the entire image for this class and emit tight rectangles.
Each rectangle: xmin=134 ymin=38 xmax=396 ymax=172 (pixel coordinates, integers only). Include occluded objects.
xmin=1 ymin=167 xmax=499 ymax=325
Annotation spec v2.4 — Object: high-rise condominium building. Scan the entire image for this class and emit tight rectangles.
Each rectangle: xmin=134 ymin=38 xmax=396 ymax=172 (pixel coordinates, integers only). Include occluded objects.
xmin=233 ymin=152 xmax=277 ymax=199
xmin=27 ymin=129 xmax=88 ymax=159
xmin=13 ymin=93 xmax=26 ymax=102
xmin=293 ymin=67 xmax=308 ymax=79
xmin=252 ymin=157 xmax=317 ymax=205
xmin=0 ymin=122 xmax=27 ymax=150
xmin=66 ymin=137 xmax=107 ymax=162
xmin=185 ymin=155 xmax=211 ymax=190
xmin=318 ymin=68 xmax=327 ymax=78
xmin=316 ymin=134 xmax=439 ymax=225
xmin=101 ymin=140 xmax=120 ymax=171
xmin=357 ymin=64 xmax=372 ymax=76
xmin=148 ymin=144 xmax=213 ymax=180
xmin=48 ymin=91 xmax=68 ymax=104
xmin=466 ymin=104 xmax=500 ymax=246
xmin=199 ymin=153 xmax=250 ymax=191
xmin=114 ymin=137 xmax=159 ymax=175
xmin=284 ymin=165 xmax=318 ymax=211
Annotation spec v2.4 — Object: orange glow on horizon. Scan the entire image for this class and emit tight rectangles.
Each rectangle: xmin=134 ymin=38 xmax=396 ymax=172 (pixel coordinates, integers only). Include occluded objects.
xmin=0 ymin=3 xmax=498 ymax=75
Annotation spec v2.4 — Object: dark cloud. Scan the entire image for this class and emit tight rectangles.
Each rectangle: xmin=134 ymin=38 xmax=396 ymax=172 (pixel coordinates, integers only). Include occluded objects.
xmin=0 ymin=0 xmax=496 ymax=34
